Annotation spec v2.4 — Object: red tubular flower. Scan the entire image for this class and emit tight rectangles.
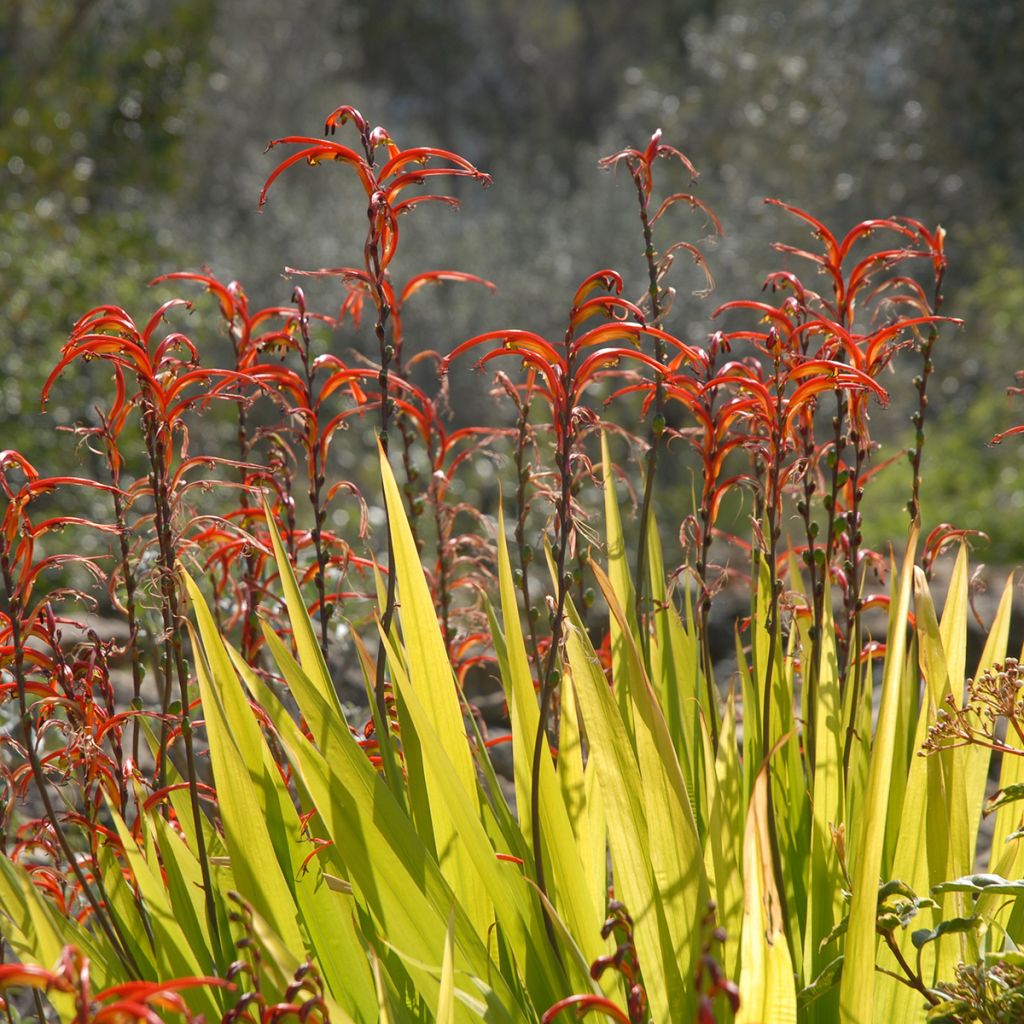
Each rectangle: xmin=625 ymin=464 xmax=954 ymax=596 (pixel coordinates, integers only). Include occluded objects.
xmin=259 ymin=110 xmax=491 ymax=276
xmin=599 ymin=127 xmax=699 ymax=199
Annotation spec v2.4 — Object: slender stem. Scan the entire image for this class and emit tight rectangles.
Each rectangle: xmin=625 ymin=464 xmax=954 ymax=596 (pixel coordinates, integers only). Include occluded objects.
xmin=931 ymin=730 xmax=1024 ymax=757
xmin=796 ymin=416 xmax=820 ymax=770
xmin=630 ymin=165 xmax=665 ymax=651
xmin=102 ymin=431 xmax=146 ymax=775
xmin=398 ymin=413 xmax=424 ymax=545
xmin=529 ymin=490 xmax=572 ymax=955
xmin=390 ymin=318 xmax=426 ymax=552
xmin=141 ymin=402 xmax=220 ymax=950
xmin=1 ymin=547 xmax=140 ymax=978
xmin=756 ymin=345 xmax=789 ymax=762
xmin=757 ymin=372 xmax=792 ymax=936
xmin=361 ymin=131 xmax=400 ymax=734
xmin=429 ymin=444 xmax=455 ymax=657
xmin=279 ymin=453 xmax=300 ymax=567
xmin=513 ymin=398 xmax=543 ymax=676
xmin=294 ymin=295 xmax=332 ymax=660
xmin=232 ymin=342 xmax=263 ymax=662
xmin=695 ymin=570 xmax=719 ymax=752
xmin=908 ymin=269 xmax=945 ymax=528
xmin=761 ymin=446 xmax=784 ymax=761
xmin=530 ymin=330 xmax=578 ymax=953
xmin=151 ymin=442 xmax=177 ymax=802
xmin=882 ymin=931 xmax=941 ymax=1006
xmin=842 ymin=434 xmax=868 ymax=775
xmin=1008 ymin=710 xmax=1024 ymax=750
xmin=694 ymin=366 xmax=722 ymax=752
xmin=823 ymin=405 xmax=846 ymax=631
xmin=418 ymin=421 xmax=454 ymax=655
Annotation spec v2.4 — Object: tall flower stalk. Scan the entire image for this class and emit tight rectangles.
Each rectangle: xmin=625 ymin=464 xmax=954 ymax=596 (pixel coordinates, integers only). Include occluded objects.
xmin=41 ymin=302 xmax=252 ymax=947
xmin=600 ymin=131 xmax=720 ymax=653
xmin=901 ymin=222 xmax=948 ymax=525
xmin=260 ymin=104 xmax=491 ymax=725
xmin=0 ymin=453 xmax=139 ymax=977
xmin=445 ymin=273 xmax=705 ymax=911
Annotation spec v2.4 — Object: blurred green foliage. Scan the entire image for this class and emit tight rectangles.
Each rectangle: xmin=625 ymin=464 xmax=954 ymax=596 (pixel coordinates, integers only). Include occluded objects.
xmin=0 ymin=0 xmax=213 ymax=465
xmin=865 ymin=245 xmax=1024 ymax=563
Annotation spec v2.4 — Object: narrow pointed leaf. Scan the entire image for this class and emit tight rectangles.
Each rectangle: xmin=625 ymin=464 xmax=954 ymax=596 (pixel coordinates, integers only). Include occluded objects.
xmin=839 ymin=528 xmax=918 ymax=1023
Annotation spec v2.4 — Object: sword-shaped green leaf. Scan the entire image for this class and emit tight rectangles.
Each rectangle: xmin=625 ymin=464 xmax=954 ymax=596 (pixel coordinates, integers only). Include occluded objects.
xmin=839 ymin=526 xmax=918 ymax=1024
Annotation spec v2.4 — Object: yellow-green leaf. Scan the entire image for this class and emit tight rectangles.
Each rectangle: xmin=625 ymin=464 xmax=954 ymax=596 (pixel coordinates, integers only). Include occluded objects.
xmin=737 ymin=762 xmax=797 ymax=1024
xmin=839 ymin=527 xmax=918 ymax=1024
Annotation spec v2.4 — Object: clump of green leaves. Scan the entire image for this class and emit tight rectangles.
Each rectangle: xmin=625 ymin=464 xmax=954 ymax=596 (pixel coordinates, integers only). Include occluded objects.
xmin=3 ymin=101 xmax=1024 ymax=1024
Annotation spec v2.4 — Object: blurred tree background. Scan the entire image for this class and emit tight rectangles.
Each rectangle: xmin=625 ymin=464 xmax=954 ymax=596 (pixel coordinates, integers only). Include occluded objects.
xmin=3 ymin=0 xmax=1023 ymax=559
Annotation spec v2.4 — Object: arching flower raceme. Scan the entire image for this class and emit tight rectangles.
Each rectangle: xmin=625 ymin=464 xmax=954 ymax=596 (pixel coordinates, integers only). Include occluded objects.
xmin=259 ymin=108 xmax=492 ymax=273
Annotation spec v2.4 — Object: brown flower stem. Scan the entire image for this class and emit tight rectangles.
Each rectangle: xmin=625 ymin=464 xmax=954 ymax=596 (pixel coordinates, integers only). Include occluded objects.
xmin=235 ymin=379 xmax=263 ymax=662
xmin=100 ymin=424 xmax=146 ymax=774
xmin=530 ymin=327 xmax=578 ymax=953
xmin=756 ymin=363 xmax=794 ymax=932
xmin=228 ymin=321 xmax=262 ymax=659
xmin=630 ymin=164 xmax=665 ymax=655
xmin=695 ymin=562 xmax=720 ymax=753
xmin=841 ymin=434 xmax=868 ymax=775
xmin=397 ymin=412 xmax=423 ymax=544
xmin=513 ymin=398 xmax=543 ymax=676
xmin=908 ymin=270 xmax=945 ymax=527
xmin=1 ymin=545 xmax=140 ymax=978
xmin=694 ymin=364 xmax=723 ymax=753
xmin=359 ymin=133 xmax=400 ymax=735
xmin=279 ymin=452 xmax=300 ymax=566
xmin=796 ymin=417 xmax=820 ymax=769
xmin=429 ymin=455 xmax=455 ymax=657
xmin=882 ymin=931 xmax=941 ymax=1006
xmin=761 ymin=440 xmax=784 ymax=764
xmin=140 ymin=399 xmax=220 ymax=950
xmin=416 ymin=410 xmax=454 ymax=656
xmin=293 ymin=292 xmax=332 ymax=661
xmin=817 ymin=399 xmax=848 ymax=683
